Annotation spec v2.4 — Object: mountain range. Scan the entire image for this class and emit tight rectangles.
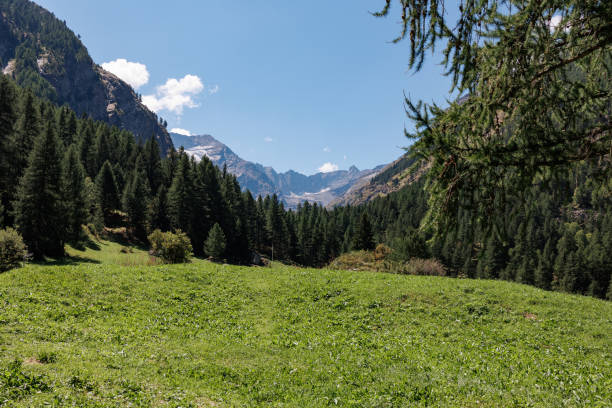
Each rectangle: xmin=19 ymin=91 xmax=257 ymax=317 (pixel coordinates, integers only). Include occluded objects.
xmin=171 ymin=133 xmax=386 ymax=208
xmin=0 ymin=0 xmax=404 ymax=208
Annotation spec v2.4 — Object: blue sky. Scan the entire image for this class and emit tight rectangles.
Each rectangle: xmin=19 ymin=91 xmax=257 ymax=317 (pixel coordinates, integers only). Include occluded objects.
xmin=36 ymin=0 xmax=455 ymax=174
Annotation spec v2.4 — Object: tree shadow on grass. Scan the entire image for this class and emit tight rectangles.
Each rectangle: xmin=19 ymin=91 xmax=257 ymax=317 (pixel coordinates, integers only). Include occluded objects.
xmin=104 ymin=232 xmax=149 ymax=253
xmin=69 ymin=235 xmax=101 ymax=251
xmin=32 ymin=254 xmax=101 ymax=266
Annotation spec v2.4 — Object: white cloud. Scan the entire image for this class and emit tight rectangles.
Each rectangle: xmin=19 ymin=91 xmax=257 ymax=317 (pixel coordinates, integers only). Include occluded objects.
xmin=318 ymin=162 xmax=339 ymax=173
xmin=170 ymin=128 xmax=191 ymax=136
xmin=323 ymin=146 xmax=331 ymax=153
xmin=143 ymin=74 xmax=204 ymax=115
xmin=208 ymin=85 xmax=219 ymax=95
xmin=101 ymin=58 xmax=149 ymax=89
xmin=264 ymin=137 xmax=273 ymax=143
xmin=548 ymin=15 xmax=570 ymax=33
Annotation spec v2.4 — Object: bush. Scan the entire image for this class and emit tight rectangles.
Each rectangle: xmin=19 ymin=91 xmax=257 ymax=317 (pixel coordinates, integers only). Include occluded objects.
xmin=147 ymin=229 xmax=192 ymax=264
xmin=0 ymin=228 xmax=28 ymax=272
xmin=397 ymin=258 xmax=446 ymax=277
xmin=328 ymin=250 xmax=376 ymax=271
xmin=374 ymin=244 xmax=392 ymax=261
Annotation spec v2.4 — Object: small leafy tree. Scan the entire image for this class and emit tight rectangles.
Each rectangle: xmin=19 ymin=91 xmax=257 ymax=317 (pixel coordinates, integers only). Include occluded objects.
xmin=0 ymin=227 xmax=28 ymax=272
xmin=205 ymin=223 xmax=226 ymax=260
xmin=148 ymin=229 xmax=192 ymax=264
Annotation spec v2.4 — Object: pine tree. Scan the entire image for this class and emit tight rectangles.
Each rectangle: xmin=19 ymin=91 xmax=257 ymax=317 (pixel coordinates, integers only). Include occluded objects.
xmin=79 ymin=121 xmax=96 ymax=177
xmin=205 ymin=223 xmax=226 ymax=260
xmin=353 ymin=212 xmax=375 ymax=251
xmin=476 ymin=233 xmax=506 ymax=279
xmin=122 ymin=160 xmax=151 ymax=241
xmin=95 ymin=160 xmax=119 ymax=226
xmin=167 ymin=154 xmax=193 ymax=234
xmin=143 ymin=137 xmax=163 ymax=194
xmin=95 ymin=126 xmax=111 ymax=173
xmin=14 ymin=91 xmax=40 ymax=179
xmin=62 ymin=144 xmax=88 ymax=242
xmin=148 ymin=185 xmax=170 ymax=232
xmin=14 ymin=122 xmax=67 ymax=258
xmin=84 ymin=176 xmax=103 ymax=233
xmin=0 ymin=76 xmax=18 ymax=224
xmin=534 ymin=238 xmax=554 ymax=290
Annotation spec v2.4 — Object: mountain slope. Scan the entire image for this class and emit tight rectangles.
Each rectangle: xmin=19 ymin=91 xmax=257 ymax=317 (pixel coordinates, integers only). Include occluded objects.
xmin=171 ymin=132 xmax=384 ymax=207
xmin=330 ymin=153 xmax=426 ymax=207
xmin=0 ymin=0 xmax=173 ymax=153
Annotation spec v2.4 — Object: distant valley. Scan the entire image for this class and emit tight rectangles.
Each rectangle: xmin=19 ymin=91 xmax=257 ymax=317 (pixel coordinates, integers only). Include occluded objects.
xmin=171 ymin=133 xmax=385 ymax=208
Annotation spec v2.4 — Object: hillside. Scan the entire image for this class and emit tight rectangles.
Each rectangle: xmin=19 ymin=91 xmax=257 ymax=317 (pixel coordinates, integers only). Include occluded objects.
xmin=1 ymin=256 xmax=610 ymax=406
xmin=330 ymin=153 xmax=422 ymax=207
xmin=0 ymin=0 xmax=173 ymax=153
xmin=171 ymin=132 xmax=385 ymax=207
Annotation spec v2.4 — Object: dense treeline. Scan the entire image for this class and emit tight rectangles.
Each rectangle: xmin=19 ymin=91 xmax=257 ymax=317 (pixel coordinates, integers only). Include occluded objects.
xmin=0 ymin=75 xmax=252 ymax=262
xmin=1 ymin=73 xmax=610 ymax=299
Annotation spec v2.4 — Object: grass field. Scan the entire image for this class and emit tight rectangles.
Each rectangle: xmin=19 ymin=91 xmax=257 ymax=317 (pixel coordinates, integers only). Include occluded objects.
xmin=0 ymin=245 xmax=611 ymax=407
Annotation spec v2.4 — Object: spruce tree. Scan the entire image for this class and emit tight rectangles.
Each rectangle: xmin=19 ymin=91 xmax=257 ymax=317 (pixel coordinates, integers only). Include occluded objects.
xmin=167 ymin=154 xmax=194 ymax=234
xmin=534 ymin=239 xmax=554 ymax=290
xmin=95 ymin=126 xmax=111 ymax=173
xmin=476 ymin=233 xmax=506 ymax=279
xmin=0 ymin=76 xmax=18 ymax=224
xmin=205 ymin=223 xmax=226 ymax=260
xmin=143 ymin=137 xmax=163 ymax=194
xmin=79 ymin=121 xmax=96 ymax=177
xmin=148 ymin=185 xmax=170 ymax=232
xmin=14 ymin=91 xmax=40 ymax=179
xmin=62 ymin=144 xmax=88 ymax=242
xmin=353 ymin=213 xmax=374 ymax=251
xmin=14 ymin=122 xmax=67 ymax=258
xmin=122 ymin=161 xmax=151 ymax=241
xmin=95 ymin=160 xmax=119 ymax=226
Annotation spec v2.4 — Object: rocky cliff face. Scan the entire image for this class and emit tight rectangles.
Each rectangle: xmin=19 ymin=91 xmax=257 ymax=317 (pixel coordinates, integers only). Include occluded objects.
xmin=171 ymin=133 xmax=385 ymax=208
xmin=0 ymin=0 xmax=173 ymax=154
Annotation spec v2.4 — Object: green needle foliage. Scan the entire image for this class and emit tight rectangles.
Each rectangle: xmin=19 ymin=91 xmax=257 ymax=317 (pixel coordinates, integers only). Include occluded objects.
xmin=374 ymin=0 xmax=611 ymax=235
xmin=14 ymin=122 xmax=67 ymax=258
xmin=205 ymin=222 xmax=227 ymax=260
xmin=353 ymin=213 xmax=375 ymax=251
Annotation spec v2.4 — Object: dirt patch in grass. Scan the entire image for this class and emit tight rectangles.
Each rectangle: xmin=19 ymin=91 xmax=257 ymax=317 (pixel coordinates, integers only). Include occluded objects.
xmin=23 ymin=357 xmax=43 ymax=366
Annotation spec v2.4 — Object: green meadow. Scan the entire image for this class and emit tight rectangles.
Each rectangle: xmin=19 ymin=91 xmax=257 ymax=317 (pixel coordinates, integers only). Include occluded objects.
xmin=0 ymin=243 xmax=610 ymax=407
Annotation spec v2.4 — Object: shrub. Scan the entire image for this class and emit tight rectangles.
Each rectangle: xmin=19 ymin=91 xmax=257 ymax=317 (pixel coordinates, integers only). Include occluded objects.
xmin=374 ymin=244 xmax=392 ymax=261
xmin=397 ymin=258 xmax=446 ymax=277
xmin=147 ymin=229 xmax=192 ymax=264
xmin=328 ymin=251 xmax=376 ymax=271
xmin=0 ymin=228 xmax=28 ymax=272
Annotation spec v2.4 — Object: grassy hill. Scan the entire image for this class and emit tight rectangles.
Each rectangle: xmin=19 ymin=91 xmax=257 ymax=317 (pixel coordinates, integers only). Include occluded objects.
xmin=0 ymin=245 xmax=610 ymax=407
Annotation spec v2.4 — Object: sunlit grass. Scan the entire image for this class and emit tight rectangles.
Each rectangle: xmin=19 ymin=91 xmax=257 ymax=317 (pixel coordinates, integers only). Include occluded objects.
xmin=0 ymin=259 xmax=610 ymax=406
xmin=64 ymin=238 xmax=161 ymax=266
